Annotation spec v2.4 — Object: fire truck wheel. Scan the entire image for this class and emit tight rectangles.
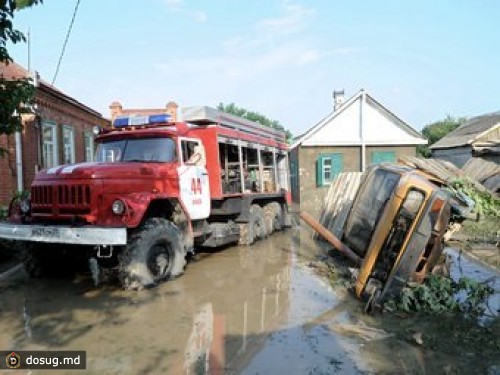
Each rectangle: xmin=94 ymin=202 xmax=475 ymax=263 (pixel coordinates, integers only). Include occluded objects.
xmin=119 ymin=218 xmax=186 ymax=290
xmin=238 ymin=205 xmax=266 ymax=245
xmin=238 ymin=222 xmax=254 ymax=246
xmin=264 ymin=202 xmax=283 ymax=234
xmin=251 ymin=205 xmax=267 ymax=240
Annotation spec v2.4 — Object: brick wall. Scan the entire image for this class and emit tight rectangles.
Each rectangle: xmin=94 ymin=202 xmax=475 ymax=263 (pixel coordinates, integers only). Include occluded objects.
xmin=0 ymin=88 xmax=109 ymax=206
xmin=0 ymin=134 xmax=17 ymax=204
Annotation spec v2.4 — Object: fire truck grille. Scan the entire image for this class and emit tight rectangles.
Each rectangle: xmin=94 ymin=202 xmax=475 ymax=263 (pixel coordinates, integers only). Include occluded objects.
xmin=31 ymin=185 xmax=91 ymax=215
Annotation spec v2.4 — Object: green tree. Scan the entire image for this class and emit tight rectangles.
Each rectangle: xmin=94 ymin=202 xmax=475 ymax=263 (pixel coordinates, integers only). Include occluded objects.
xmin=217 ymin=102 xmax=294 ymax=144
xmin=0 ymin=0 xmax=42 ymax=156
xmin=417 ymin=115 xmax=467 ymax=157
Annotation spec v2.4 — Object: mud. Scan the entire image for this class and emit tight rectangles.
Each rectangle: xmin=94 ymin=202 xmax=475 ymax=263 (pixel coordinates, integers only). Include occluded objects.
xmin=0 ymin=227 xmax=498 ymax=374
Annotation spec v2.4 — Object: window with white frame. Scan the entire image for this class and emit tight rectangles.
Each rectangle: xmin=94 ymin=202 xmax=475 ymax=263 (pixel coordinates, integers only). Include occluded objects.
xmin=84 ymin=132 xmax=94 ymax=162
xmin=316 ymin=153 xmax=343 ymax=186
xmin=42 ymin=122 xmax=58 ymax=168
xmin=62 ymin=126 xmax=75 ymax=164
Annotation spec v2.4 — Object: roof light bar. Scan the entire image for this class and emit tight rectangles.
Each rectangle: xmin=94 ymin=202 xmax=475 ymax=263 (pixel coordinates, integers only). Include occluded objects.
xmin=113 ymin=113 xmax=172 ymax=128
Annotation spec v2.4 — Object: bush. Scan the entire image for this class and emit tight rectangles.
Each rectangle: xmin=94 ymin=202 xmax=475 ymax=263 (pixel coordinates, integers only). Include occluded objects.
xmin=451 ymin=178 xmax=500 ymax=218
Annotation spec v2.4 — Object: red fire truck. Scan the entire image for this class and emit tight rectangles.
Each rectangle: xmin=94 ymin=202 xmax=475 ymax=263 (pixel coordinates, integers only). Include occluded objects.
xmin=0 ymin=106 xmax=292 ymax=289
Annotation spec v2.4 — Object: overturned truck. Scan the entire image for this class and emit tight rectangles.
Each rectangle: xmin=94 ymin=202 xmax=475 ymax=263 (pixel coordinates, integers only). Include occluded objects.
xmin=302 ymin=164 xmax=473 ymax=311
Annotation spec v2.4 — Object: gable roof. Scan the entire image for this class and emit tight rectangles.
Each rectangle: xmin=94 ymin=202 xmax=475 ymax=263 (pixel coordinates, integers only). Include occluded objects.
xmin=429 ymin=111 xmax=500 ymax=150
xmin=0 ymin=61 xmax=103 ymax=118
xmin=291 ymin=89 xmax=426 ymax=149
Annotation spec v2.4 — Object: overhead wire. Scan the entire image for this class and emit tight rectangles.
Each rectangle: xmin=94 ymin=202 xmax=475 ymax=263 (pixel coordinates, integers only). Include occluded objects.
xmin=52 ymin=0 xmax=82 ymax=85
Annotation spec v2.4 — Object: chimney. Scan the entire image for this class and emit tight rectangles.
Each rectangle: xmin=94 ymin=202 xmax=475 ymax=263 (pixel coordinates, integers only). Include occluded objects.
xmin=333 ymin=90 xmax=345 ymax=111
xmin=166 ymin=101 xmax=179 ymax=122
xmin=109 ymin=101 xmax=123 ymax=120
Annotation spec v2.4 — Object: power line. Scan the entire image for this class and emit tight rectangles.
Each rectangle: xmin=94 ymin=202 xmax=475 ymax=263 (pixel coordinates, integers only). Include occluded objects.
xmin=52 ymin=0 xmax=82 ymax=85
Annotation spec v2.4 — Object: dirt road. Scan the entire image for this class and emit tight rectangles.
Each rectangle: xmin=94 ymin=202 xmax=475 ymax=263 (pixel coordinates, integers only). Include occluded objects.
xmin=0 ymin=227 xmax=498 ymax=374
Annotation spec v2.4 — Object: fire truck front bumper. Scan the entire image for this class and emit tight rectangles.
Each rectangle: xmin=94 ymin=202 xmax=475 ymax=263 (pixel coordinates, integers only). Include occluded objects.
xmin=0 ymin=223 xmax=127 ymax=246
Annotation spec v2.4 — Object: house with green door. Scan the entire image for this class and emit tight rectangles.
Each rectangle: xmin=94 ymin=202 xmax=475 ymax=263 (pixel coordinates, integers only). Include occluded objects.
xmin=290 ymin=89 xmax=427 ymax=215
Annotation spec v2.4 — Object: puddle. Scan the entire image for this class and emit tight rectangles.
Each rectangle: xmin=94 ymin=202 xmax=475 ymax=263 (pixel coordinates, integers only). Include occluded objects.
xmin=0 ymin=228 xmax=498 ymax=374
xmin=445 ymin=247 xmax=500 ymax=317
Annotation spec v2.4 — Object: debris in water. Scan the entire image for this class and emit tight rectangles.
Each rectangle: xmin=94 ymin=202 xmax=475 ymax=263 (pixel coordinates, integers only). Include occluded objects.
xmin=383 ymin=274 xmax=495 ymax=317
xmin=412 ymin=332 xmax=423 ymax=346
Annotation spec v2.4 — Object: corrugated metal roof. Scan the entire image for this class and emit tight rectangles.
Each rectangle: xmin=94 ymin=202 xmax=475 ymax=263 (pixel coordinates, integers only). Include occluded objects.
xmin=462 ymin=158 xmax=500 ymax=182
xmin=462 ymin=158 xmax=500 ymax=193
xmin=398 ymin=156 xmax=488 ymax=192
xmin=317 ymin=172 xmax=363 ymax=239
xmin=398 ymin=156 xmax=463 ymax=183
xmin=430 ymin=112 xmax=500 ymax=149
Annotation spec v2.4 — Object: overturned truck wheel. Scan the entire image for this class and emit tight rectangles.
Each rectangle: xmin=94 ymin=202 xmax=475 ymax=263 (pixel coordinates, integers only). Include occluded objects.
xmin=119 ymin=218 xmax=186 ymax=290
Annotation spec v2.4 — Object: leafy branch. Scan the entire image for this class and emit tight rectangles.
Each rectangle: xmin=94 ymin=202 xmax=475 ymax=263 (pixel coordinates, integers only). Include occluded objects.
xmin=384 ymin=274 xmax=495 ymax=317
xmin=451 ymin=178 xmax=500 ymax=218
xmin=0 ymin=0 xmax=42 ymax=156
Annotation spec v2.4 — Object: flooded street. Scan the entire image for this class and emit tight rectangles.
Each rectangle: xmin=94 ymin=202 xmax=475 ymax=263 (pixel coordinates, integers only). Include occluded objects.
xmin=0 ymin=227 xmax=499 ymax=374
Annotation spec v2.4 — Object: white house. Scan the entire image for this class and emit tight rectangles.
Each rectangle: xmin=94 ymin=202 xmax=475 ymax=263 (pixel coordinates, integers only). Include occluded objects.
xmin=290 ymin=89 xmax=427 ymax=214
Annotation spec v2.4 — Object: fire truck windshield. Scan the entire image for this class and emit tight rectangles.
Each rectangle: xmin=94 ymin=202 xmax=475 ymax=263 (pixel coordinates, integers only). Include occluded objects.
xmin=95 ymin=137 xmax=177 ymax=163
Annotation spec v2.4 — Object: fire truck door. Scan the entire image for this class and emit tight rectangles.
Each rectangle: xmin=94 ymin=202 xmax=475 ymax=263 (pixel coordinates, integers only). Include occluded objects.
xmin=178 ymin=139 xmax=210 ymax=219
xmin=178 ymin=165 xmax=210 ymax=219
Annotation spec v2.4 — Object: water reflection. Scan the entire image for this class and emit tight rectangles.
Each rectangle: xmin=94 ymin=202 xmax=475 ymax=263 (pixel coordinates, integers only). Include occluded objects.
xmin=0 ymin=230 xmax=497 ymax=374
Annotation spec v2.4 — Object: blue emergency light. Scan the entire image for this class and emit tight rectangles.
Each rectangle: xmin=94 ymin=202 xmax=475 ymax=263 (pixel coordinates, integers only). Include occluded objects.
xmin=113 ymin=113 xmax=172 ymax=128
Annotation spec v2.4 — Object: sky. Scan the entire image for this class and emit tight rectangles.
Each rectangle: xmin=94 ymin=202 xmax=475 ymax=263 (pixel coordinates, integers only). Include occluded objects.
xmin=7 ymin=0 xmax=500 ymax=136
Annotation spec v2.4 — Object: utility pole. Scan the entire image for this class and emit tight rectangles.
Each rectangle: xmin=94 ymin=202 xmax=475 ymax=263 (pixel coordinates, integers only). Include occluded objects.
xmin=27 ymin=28 xmax=31 ymax=71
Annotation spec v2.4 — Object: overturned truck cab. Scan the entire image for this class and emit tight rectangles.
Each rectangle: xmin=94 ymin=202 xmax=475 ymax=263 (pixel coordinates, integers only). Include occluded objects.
xmin=303 ymin=164 xmax=460 ymax=311
xmin=344 ymin=165 xmax=452 ymax=310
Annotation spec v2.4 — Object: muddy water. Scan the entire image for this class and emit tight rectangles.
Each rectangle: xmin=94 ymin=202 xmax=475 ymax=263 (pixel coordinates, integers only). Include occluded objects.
xmin=0 ymin=228 xmax=498 ymax=374
xmin=445 ymin=247 xmax=500 ymax=315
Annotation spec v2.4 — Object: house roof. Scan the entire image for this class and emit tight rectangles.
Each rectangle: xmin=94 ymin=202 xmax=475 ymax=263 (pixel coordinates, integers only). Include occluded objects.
xmin=291 ymin=89 xmax=426 ymax=149
xmin=0 ymin=60 xmax=103 ymax=118
xmin=429 ymin=111 xmax=500 ymax=150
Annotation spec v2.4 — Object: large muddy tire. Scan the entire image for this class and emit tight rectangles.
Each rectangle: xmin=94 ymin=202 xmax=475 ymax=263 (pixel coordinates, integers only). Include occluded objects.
xmin=238 ymin=204 xmax=266 ymax=245
xmin=238 ymin=222 xmax=254 ymax=246
xmin=252 ymin=205 xmax=267 ymax=240
xmin=119 ymin=218 xmax=186 ymax=290
xmin=264 ymin=202 xmax=283 ymax=235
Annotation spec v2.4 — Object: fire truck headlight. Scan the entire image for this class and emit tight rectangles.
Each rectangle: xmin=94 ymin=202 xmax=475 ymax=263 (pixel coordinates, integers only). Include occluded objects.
xmin=111 ymin=199 xmax=125 ymax=215
xmin=20 ymin=199 xmax=31 ymax=214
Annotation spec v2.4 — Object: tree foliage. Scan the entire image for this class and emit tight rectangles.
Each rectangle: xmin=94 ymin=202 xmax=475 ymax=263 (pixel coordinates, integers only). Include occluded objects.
xmin=0 ymin=0 xmax=41 ymax=156
xmin=217 ymin=102 xmax=294 ymax=144
xmin=417 ymin=115 xmax=467 ymax=157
